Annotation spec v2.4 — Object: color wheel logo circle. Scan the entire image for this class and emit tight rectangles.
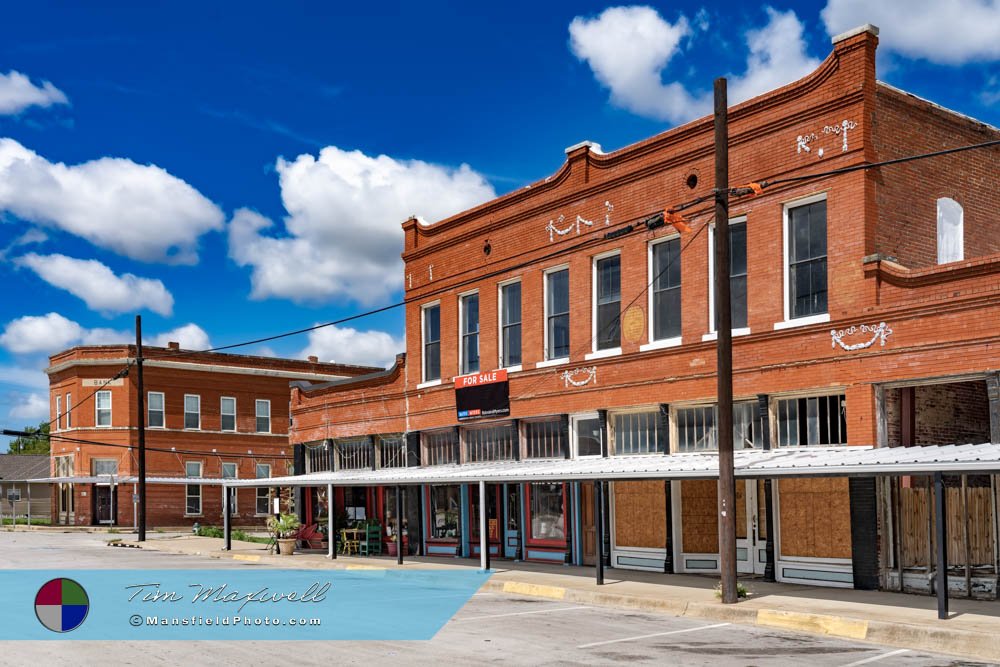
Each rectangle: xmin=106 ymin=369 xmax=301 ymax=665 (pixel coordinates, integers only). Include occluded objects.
xmin=35 ymin=578 xmax=90 ymax=633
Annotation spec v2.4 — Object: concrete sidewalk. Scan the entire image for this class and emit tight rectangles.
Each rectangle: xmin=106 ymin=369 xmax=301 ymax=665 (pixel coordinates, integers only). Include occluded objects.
xmin=134 ymin=534 xmax=1000 ymax=662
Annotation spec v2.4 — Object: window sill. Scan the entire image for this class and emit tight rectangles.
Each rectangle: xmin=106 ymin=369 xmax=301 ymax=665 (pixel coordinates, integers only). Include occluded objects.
xmin=639 ymin=337 xmax=682 ymax=352
xmin=416 ymin=379 xmax=443 ymax=389
xmin=184 ymin=513 xmax=203 ymax=518
xmin=501 ymin=364 xmax=523 ymax=374
xmin=536 ymin=357 xmax=569 ymax=369
xmin=701 ymin=328 xmax=751 ymax=342
xmin=584 ymin=347 xmax=622 ymax=361
xmin=773 ymin=313 xmax=830 ymax=330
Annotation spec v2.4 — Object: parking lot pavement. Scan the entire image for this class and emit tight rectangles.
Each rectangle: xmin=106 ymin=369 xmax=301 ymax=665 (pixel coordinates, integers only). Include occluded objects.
xmin=1 ymin=532 xmax=995 ymax=666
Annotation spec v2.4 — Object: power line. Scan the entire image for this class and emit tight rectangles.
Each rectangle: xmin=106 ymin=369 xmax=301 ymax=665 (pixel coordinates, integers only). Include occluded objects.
xmin=27 ymin=429 xmax=292 ymax=461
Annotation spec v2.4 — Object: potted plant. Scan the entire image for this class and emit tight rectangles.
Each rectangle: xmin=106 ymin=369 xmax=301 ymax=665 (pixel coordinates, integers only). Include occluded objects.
xmin=267 ymin=512 xmax=301 ymax=556
xmin=386 ymin=523 xmax=409 ymax=557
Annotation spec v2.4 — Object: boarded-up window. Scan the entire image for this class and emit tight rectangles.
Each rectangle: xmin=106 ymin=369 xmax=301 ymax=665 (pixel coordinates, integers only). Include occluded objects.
xmin=936 ymin=197 xmax=963 ymax=264
xmin=777 ymin=477 xmax=852 ymax=559
xmin=680 ymin=480 xmax=719 ymax=553
xmin=613 ymin=481 xmax=666 ymax=548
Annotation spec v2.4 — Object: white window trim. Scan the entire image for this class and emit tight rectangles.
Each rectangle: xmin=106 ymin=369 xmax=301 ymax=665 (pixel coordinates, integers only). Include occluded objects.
xmin=65 ymin=393 xmax=72 ymax=429
xmin=778 ymin=192 xmax=829 ymax=329
xmin=416 ymin=378 xmax=443 ymax=389
xmin=707 ymin=217 xmax=750 ymax=337
xmin=647 ymin=233 xmax=682 ymax=345
xmin=55 ymin=395 xmax=62 ymax=431
xmin=255 ymin=399 xmax=272 ymax=434
xmin=95 ymin=390 xmax=112 ymax=428
xmin=220 ymin=396 xmax=237 ymax=432
xmin=458 ymin=289 xmax=479 ymax=376
xmin=497 ymin=278 xmax=522 ymax=370
xmin=584 ymin=347 xmax=622 ymax=361
xmin=148 ymin=391 xmax=165 ymax=429
xmin=184 ymin=461 xmax=203 ymax=516
xmin=591 ymin=249 xmax=621 ymax=354
xmin=420 ymin=300 xmax=442 ymax=384
xmin=183 ymin=394 xmax=201 ymax=430
xmin=543 ymin=264 xmax=570 ymax=361
xmin=91 ymin=457 xmax=118 ymax=476
xmin=570 ymin=412 xmax=602 ymax=459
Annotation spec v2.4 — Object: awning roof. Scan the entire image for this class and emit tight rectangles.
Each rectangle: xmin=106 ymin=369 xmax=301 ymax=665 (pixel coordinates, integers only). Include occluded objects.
xmin=223 ymin=442 xmax=1000 ymax=488
xmin=27 ymin=475 xmax=231 ymax=486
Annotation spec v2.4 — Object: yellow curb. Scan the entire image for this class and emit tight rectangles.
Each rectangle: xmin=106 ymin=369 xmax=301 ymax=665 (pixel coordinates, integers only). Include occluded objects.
xmin=756 ymin=609 xmax=868 ymax=640
xmin=232 ymin=554 xmax=261 ymax=562
xmin=346 ymin=564 xmax=386 ymax=570
xmin=501 ymin=581 xmax=567 ymax=600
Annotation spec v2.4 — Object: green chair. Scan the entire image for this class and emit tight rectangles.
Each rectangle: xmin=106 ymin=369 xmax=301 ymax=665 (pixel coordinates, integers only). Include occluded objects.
xmin=360 ymin=523 xmax=382 ymax=556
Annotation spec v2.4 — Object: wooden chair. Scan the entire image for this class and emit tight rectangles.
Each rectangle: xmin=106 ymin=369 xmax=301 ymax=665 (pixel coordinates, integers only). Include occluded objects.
xmin=339 ymin=528 xmax=360 ymax=555
xmin=360 ymin=523 xmax=382 ymax=556
xmin=295 ymin=523 xmax=325 ymax=550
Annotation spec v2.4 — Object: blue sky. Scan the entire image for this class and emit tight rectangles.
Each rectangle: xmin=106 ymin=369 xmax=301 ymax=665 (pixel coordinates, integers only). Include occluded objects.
xmin=1 ymin=1 xmax=998 ymax=445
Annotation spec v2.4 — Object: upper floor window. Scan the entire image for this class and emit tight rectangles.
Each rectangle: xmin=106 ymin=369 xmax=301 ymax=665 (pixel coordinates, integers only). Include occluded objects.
xmin=524 ymin=418 xmax=567 ymax=459
xmin=776 ymin=394 xmax=846 ymax=446
xmin=936 ymin=197 xmax=963 ymax=264
xmin=422 ymin=303 xmax=441 ymax=382
xmin=148 ymin=392 xmax=165 ymax=428
xmin=594 ymin=253 xmax=621 ymax=351
xmin=184 ymin=394 xmax=200 ymax=430
xmin=612 ymin=410 xmax=665 ymax=455
xmin=785 ymin=197 xmax=827 ymax=320
xmin=499 ymin=281 xmax=522 ymax=368
xmin=91 ymin=458 xmax=118 ymax=475
xmin=255 ymin=399 xmax=271 ymax=433
xmin=463 ymin=423 xmax=516 ymax=462
xmin=572 ymin=413 xmax=603 ymax=457
xmin=55 ymin=395 xmax=62 ymax=431
xmin=336 ymin=437 xmax=372 ymax=470
xmin=651 ymin=237 xmax=681 ymax=341
xmin=221 ymin=396 xmax=236 ymax=432
xmin=65 ymin=393 xmax=71 ymax=428
xmin=423 ymin=428 xmax=459 ymax=466
xmin=459 ymin=292 xmax=480 ymax=375
xmin=95 ymin=390 xmax=112 ymax=427
xmin=378 ymin=435 xmax=407 ymax=469
xmin=709 ymin=219 xmax=748 ymax=332
xmin=545 ymin=267 xmax=570 ymax=360
xmin=675 ymin=402 xmax=764 ymax=452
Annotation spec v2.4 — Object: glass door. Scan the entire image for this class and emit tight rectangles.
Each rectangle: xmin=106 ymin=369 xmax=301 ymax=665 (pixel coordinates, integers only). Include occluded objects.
xmin=736 ymin=480 xmax=768 ymax=575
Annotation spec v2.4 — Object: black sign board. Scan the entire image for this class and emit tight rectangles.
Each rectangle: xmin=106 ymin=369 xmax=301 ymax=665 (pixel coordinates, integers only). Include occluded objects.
xmin=455 ymin=369 xmax=510 ymax=421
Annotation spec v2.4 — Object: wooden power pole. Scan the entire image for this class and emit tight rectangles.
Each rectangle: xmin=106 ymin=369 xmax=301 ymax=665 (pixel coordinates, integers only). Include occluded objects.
xmin=714 ymin=77 xmax=738 ymax=603
xmin=136 ymin=315 xmax=147 ymax=542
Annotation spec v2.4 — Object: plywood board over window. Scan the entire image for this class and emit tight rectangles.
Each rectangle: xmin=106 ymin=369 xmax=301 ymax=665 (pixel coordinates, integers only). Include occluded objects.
xmin=778 ymin=477 xmax=852 ymax=560
xmin=613 ymin=481 xmax=665 ymax=548
xmin=681 ymin=480 xmax=718 ymax=553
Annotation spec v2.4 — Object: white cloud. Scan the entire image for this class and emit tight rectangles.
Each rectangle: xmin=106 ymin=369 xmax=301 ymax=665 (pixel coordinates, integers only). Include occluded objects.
xmin=0 ymin=70 xmax=68 ymax=115
xmin=300 ymin=324 xmax=403 ymax=369
xmin=570 ymin=6 xmax=819 ymax=124
xmin=983 ymin=75 xmax=1000 ymax=105
xmin=7 ymin=392 xmax=49 ymax=422
xmin=16 ymin=253 xmax=174 ymax=316
xmin=0 ymin=138 xmax=224 ymax=264
xmin=228 ymin=146 xmax=495 ymax=305
xmin=150 ymin=323 xmax=211 ymax=351
xmin=822 ymin=0 xmax=1000 ymax=65
xmin=0 ymin=364 xmax=50 ymax=390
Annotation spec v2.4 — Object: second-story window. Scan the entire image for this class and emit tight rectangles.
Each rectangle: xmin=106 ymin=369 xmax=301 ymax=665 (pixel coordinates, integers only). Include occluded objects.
xmin=55 ymin=395 xmax=62 ymax=431
xmin=422 ymin=303 xmax=441 ymax=382
xmin=65 ymin=393 xmax=71 ymax=428
xmin=184 ymin=394 xmax=200 ymax=430
xmin=255 ymin=399 xmax=271 ymax=433
xmin=545 ymin=267 xmax=570 ymax=360
xmin=221 ymin=397 xmax=236 ymax=432
xmin=148 ymin=392 xmax=165 ymax=428
xmin=460 ymin=292 xmax=479 ymax=375
xmin=594 ymin=253 xmax=621 ymax=351
xmin=651 ymin=237 xmax=681 ymax=341
xmin=95 ymin=390 xmax=112 ymax=427
xmin=500 ymin=281 xmax=522 ymax=368
xmin=710 ymin=220 xmax=748 ymax=331
xmin=786 ymin=198 xmax=828 ymax=320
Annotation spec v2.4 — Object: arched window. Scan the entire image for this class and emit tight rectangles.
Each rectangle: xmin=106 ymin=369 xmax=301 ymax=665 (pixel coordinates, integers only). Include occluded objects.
xmin=936 ymin=197 xmax=963 ymax=264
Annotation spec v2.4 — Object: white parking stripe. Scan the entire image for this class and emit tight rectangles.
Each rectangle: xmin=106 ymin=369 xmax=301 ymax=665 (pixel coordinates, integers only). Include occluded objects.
xmin=841 ymin=649 xmax=910 ymax=666
xmin=454 ymin=606 xmax=590 ymax=622
xmin=577 ymin=622 xmax=730 ymax=648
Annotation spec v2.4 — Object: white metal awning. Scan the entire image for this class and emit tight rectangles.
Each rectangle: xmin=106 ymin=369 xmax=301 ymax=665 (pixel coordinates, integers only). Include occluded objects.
xmin=27 ymin=475 xmax=231 ymax=486
xmin=223 ymin=442 xmax=1000 ymax=488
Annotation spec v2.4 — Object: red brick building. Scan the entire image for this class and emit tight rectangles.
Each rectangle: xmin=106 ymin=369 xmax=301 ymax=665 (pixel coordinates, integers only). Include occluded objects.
xmin=46 ymin=342 xmax=379 ymax=528
xmin=285 ymin=26 xmax=999 ymax=595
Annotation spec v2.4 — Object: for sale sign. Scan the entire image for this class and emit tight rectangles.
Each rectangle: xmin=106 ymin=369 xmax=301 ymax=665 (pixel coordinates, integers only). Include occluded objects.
xmin=455 ymin=369 xmax=510 ymax=421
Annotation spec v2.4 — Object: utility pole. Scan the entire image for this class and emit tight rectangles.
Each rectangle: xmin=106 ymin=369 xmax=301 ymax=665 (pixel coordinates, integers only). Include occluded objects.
xmin=136 ymin=315 xmax=147 ymax=542
xmin=714 ymin=77 xmax=738 ymax=603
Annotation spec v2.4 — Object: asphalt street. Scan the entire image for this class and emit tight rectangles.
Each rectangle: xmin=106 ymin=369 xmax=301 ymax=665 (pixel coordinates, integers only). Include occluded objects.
xmin=0 ymin=530 xmax=995 ymax=667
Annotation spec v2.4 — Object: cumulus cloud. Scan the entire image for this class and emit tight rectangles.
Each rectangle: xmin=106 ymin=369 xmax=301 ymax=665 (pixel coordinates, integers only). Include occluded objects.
xmin=16 ymin=253 xmax=174 ymax=316
xmin=228 ymin=146 xmax=495 ymax=305
xmin=0 ymin=70 xmax=68 ymax=115
xmin=822 ymin=0 xmax=1000 ymax=65
xmin=570 ymin=6 xmax=819 ymax=124
xmin=300 ymin=324 xmax=403 ymax=369
xmin=0 ymin=312 xmax=125 ymax=355
xmin=0 ymin=364 xmax=50 ymax=390
xmin=150 ymin=323 xmax=211 ymax=350
xmin=0 ymin=138 xmax=224 ymax=264
xmin=7 ymin=392 xmax=50 ymax=422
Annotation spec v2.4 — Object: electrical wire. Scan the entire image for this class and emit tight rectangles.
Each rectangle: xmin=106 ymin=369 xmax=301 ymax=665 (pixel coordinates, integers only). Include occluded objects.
xmin=41 ymin=430 xmax=291 ymax=461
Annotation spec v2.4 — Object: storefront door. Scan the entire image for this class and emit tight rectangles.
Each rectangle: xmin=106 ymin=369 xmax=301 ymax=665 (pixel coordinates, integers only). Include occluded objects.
xmin=469 ymin=484 xmax=502 ymax=557
xmin=504 ymin=485 xmax=520 ymax=559
xmin=94 ymin=485 xmax=112 ymax=524
xmin=581 ymin=483 xmax=596 ymax=565
xmin=736 ymin=480 xmax=767 ymax=575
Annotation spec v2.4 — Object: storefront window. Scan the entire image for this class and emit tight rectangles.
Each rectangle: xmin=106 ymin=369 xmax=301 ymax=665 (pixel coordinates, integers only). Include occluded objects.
xmin=530 ymin=483 xmax=564 ymax=541
xmin=344 ymin=486 xmax=367 ymax=521
xmin=431 ymin=485 xmax=461 ymax=539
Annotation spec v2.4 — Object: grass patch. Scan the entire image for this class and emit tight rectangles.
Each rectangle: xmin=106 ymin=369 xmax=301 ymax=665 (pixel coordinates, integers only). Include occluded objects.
xmin=196 ymin=525 xmax=271 ymax=544
xmin=1 ymin=517 xmax=51 ymax=526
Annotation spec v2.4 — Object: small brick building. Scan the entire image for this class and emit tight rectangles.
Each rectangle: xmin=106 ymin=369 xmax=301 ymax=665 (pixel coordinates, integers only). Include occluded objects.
xmin=46 ymin=343 xmax=379 ymax=528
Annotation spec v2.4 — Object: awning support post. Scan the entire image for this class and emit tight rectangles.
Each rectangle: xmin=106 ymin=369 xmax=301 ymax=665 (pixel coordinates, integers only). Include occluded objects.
xmin=595 ymin=480 xmax=605 ymax=585
xmin=934 ymin=471 xmax=948 ymax=619
xmin=396 ymin=485 xmax=404 ymax=566
xmin=327 ymin=484 xmax=335 ymax=559
xmin=223 ymin=484 xmax=231 ymax=551
xmin=27 ymin=483 xmax=32 ymax=527
xmin=479 ymin=480 xmax=488 ymax=571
